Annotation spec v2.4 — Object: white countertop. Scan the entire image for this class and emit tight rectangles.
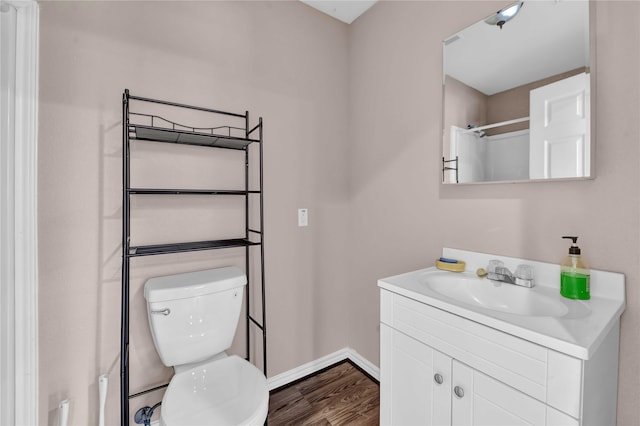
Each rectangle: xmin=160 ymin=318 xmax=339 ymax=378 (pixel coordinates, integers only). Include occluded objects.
xmin=378 ymin=248 xmax=626 ymax=360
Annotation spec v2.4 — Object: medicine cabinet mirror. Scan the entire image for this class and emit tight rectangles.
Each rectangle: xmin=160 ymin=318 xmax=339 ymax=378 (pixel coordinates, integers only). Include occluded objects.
xmin=442 ymin=1 xmax=593 ymax=184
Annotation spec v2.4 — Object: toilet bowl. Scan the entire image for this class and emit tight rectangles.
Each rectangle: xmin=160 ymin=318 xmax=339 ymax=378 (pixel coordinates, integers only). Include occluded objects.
xmin=144 ymin=267 xmax=268 ymax=426
xmin=161 ymin=356 xmax=268 ymax=426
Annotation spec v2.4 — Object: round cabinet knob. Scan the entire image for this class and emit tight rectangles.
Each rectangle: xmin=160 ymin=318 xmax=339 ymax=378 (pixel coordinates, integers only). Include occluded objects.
xmin=434 ymin=373 xmax=444 ymax=385
xmin=454 ymin=386 xmax=465 ymax=399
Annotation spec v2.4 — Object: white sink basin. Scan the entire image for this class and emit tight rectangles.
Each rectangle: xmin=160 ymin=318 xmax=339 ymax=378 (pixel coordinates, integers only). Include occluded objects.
xmin=378 ymin=249 xmax=625 ymax=359
xmin=420 ymin=271 xmax=569 ymax=317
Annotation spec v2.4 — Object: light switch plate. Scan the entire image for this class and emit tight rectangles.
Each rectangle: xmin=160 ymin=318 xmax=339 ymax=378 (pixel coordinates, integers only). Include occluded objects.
xmin=298 ymin=208 xmax=308 ymax=227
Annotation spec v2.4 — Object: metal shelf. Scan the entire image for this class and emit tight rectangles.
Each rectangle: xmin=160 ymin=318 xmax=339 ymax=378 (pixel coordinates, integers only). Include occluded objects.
xmin=128 ymin=188 xmax=260 ymax=195
xmin=129 ymin=124 xmax=259 ymax=150
xmin=128 ymin=238 xmax=261 ymax=257
xmin=121 ymin=89 xmax=266 ymax=426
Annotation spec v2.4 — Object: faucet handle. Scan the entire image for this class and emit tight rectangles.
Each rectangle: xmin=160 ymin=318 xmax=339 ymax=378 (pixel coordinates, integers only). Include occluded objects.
xmin=515 ymin=264 xmax=534 ymax=287
xmin=487 ymin=259 xmax=504 ymax=274
xmin=515 ymin=264 xmax=533 ymax=279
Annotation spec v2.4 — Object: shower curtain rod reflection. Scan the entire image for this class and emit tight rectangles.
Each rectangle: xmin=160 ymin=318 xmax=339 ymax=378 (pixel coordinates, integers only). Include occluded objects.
xmin=460 ymin=116 xmax=529 ymax=134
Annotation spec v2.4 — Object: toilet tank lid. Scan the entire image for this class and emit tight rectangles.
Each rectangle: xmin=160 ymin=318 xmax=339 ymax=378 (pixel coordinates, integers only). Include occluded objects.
xmin=144 ymin=266 xmax=247 ymax=303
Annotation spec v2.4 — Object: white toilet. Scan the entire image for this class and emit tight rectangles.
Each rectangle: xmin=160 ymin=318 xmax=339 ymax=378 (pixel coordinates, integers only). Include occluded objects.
xmin=144 ymin=266 xmax=269 ymax=426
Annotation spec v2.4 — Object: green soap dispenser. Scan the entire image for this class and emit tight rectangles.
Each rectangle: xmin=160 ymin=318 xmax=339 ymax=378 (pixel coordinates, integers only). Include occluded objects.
xmin=560 ymin=236 xmax=590 ymax=300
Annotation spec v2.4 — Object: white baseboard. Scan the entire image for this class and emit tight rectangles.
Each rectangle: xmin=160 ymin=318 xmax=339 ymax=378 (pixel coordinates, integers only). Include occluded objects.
xmin=266 ymin=347 xmax=379 ymax=391
xmin=346 ymin=347 xmax=380 ymax=382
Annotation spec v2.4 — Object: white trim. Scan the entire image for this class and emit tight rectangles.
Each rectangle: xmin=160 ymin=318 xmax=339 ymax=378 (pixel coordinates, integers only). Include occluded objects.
xmin=266 ymin=348 xmax=350 ymax=390
xmin=346 ymin=347 xmax=380 ymax=381
xmin=1 ymin=5 xmax=18 ymax=425
xmin=1 ymin=1 xmax=39 ymax=425
xmin=266 ymin=347 xmax=379 ymax=391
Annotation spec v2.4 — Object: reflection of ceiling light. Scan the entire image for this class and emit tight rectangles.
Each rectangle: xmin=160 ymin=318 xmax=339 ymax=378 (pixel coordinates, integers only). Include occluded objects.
xmin=485 ymin=2 xmax=524 ymax=29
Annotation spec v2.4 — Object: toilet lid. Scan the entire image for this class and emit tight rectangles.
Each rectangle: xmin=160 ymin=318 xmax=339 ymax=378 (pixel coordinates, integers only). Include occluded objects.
xmin=161 ymin=355 xmax=269 ymax=426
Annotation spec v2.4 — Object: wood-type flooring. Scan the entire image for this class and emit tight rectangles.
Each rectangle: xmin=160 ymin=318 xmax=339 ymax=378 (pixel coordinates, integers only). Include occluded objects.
xmin=267 ymin=360 xmax=380 ymax=425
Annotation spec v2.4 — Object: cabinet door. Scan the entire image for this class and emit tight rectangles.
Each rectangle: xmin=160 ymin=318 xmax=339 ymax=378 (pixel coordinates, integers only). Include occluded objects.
xmin=381 ymin=324 xmax=451 ymax=426
xmin=452 ymin=360 xmax=547 ymax=426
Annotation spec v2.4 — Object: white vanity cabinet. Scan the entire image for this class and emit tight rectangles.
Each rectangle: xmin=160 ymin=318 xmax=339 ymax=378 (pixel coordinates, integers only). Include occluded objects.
xmin=382 ymin=322 xmax=570 ymax=426
xmin=380 ymin=288 xmax=621 ymax=426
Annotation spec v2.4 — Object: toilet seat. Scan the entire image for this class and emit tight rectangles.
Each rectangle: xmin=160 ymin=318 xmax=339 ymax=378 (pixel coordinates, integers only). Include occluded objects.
xmin=160 ymin=355 xmax=269 ymax=426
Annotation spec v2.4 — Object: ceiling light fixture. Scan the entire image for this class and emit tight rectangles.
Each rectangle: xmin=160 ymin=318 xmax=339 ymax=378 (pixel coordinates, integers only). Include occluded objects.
xmin=485 ymin=2 xmax=524 ymax=29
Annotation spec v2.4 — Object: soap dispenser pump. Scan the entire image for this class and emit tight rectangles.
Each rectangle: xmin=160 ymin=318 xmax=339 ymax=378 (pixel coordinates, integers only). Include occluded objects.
xmin=560 ymin=236 xmax=590 ymax=300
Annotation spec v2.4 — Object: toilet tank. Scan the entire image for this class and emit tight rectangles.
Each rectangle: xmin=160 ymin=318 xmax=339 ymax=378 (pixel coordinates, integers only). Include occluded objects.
xmin=144 ymin=266 xmax=246 ymax=367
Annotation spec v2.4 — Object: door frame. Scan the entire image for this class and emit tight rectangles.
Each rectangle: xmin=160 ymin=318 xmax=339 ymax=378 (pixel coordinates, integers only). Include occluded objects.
xmin=0 ymin=1 xmax=39 ymax=424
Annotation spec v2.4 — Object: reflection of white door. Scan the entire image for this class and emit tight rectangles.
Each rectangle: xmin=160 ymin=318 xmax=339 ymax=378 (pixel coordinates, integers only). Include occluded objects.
xmin=451 ymin=125 xmax=486 ymax=183
xmin=529 ymin=73 xmax=590 ymax=179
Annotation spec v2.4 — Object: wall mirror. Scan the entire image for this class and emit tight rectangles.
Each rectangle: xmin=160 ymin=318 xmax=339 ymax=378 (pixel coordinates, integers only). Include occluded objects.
xmin=442 ymin=1 xmax=592 ymax=184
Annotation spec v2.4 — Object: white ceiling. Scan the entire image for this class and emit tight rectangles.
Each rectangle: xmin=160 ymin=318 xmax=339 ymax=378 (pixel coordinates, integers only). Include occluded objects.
xmin=299 ymin=1 xmax=589 ymax=94
xmin=445 ymin=1 xmax=590 ymax=95
xmin=300 ymin=0 xmax=377 ymax=24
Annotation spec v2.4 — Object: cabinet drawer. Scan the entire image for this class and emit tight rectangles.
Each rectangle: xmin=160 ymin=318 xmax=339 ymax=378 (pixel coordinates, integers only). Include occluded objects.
xmin=381 ymin=289 xmax=582 ymax=418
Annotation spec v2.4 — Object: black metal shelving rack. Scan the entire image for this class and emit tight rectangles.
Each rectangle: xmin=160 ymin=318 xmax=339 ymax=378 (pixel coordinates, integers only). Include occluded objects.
xmin=120 ymin=89 xmax=266 ymax=425
xmin=442 ymin=156 xmax=459 ymax=183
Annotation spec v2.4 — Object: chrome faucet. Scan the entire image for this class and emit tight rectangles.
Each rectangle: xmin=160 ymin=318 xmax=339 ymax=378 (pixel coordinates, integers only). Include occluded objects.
xmin=487 ymin=261 xmax=534 ymax=288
